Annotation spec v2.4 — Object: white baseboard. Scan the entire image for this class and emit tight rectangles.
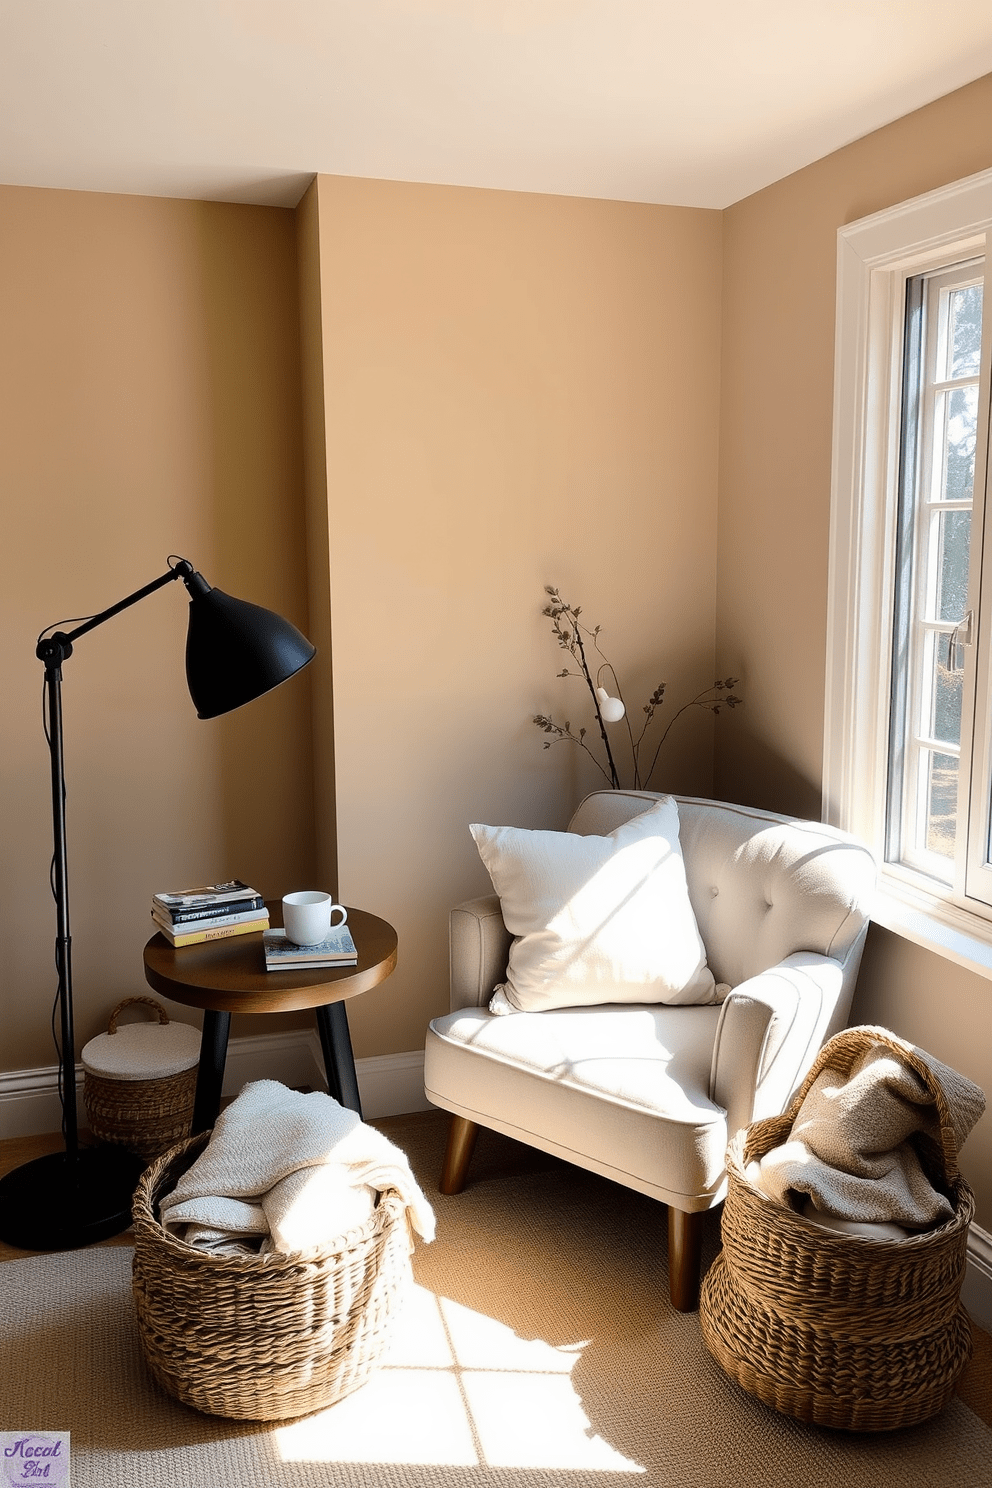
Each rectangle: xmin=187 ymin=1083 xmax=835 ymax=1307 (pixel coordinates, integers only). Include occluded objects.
xmin=302 ymin=1032 xmax=434 ymax=1118
xmin=0 ymin=1030 xmax=430 ymax=1138
xmin=962 ymin=1222 xmax=992 ymax=1334
xmin=0 ymin=1065 xmax=74 ymax=1142
xmin=223 ymin=1028 xmax=325 ymax=1100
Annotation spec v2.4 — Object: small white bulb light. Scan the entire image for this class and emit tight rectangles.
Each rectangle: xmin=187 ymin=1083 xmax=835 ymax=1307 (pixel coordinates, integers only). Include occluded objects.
xmin=596 ymin=686 xmax=626 ymax=723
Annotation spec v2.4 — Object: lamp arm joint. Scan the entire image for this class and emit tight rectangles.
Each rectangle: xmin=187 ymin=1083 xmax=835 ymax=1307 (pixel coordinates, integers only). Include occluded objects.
xmin=37 ymin=558 xmax=196 ymax=662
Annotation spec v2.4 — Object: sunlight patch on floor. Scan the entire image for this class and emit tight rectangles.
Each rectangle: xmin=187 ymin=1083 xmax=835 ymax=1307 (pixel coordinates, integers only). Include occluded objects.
xmin=461 ymin=1370 xmax=641 ymax=1471
xmin=276 ymin=1368 xmax=478 ymax=1466
xmin=274 ymin=1283 xmax=645 ymax=1472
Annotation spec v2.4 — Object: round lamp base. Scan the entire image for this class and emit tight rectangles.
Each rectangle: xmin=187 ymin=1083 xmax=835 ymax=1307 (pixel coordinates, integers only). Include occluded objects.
xmin=0 ymin=1145 xmax=146 ymax=1251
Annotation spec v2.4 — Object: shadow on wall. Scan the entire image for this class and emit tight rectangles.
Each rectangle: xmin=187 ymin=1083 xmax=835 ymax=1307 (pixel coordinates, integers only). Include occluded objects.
xmin=714 ymin=726 xmax=822 ymax=823
xmin=851 ymin=922 xmax=992 ymax=1222
xmin=189 ymin=202 xmax=317 ymax=901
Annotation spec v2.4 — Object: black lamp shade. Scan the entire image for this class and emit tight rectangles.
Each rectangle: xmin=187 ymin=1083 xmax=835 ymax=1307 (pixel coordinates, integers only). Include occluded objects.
xmin=184 ymin=575 xmax=316 ymax=719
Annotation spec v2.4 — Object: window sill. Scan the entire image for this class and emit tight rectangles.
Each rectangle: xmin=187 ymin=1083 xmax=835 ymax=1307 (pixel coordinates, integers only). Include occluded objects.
xmin=872 ymin=876 xmax=992 ymax=982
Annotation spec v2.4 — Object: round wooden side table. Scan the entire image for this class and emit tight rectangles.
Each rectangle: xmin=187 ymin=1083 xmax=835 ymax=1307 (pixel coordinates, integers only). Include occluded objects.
xmin=143 ymin=904 xmax=397 ymax=1131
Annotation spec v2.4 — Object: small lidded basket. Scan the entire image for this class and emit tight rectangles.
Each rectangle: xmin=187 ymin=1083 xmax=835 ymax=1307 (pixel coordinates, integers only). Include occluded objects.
xmin=81 ymin=996 xmax=201 ymax=1162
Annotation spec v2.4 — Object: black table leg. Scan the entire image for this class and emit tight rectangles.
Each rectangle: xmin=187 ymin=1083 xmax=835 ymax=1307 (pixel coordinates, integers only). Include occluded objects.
xmin=315 ymin=1001 xmax=363 ymax=1117
xmin=192 ymin=1009 xmax=231 ymax=1134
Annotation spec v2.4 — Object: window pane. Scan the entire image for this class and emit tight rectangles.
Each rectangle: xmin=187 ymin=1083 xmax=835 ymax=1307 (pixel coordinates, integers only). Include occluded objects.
xmin=925 ymin=633 xmax=963 ymax=745
xmin=924 ymin=750 xmax=958 ymax=858
xmin=948 ymin=284 xmax=983 ymax=378
xmin=933 ymin=507 xmax=971 ymax=621
xmin=886 ymin=260 xmax=984 ymax=891
xmin=936 ymin=384 xmax=978 ymax=502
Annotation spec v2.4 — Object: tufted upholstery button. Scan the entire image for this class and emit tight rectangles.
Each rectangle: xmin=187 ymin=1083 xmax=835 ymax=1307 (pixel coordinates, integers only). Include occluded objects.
xmin=710 ymin=885 xmax=719 ymax=897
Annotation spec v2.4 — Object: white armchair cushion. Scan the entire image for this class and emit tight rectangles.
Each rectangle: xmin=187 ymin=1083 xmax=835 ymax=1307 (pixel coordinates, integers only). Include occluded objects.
xmin=470 ymin=797 xmax=722 ymax=1013
xmin=425 ymin=1002 xmax=729 ymax=1204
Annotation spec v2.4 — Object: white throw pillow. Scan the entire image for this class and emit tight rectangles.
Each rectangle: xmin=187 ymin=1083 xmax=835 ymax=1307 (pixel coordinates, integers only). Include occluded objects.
xmin=470 ymin=797 xmax=721 ymax=1012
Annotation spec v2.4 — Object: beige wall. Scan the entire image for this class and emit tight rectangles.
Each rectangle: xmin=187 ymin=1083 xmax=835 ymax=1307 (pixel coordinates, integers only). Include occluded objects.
xmin=296 ymin=181 xmax=338 ymax=893
xmin=311 ymin=175 xmax=723 ymax=1059
xmin=0 ymin=185 xmax=316 ymax=1070
xmin=717 ymin=73 xmax=992 ymax=1221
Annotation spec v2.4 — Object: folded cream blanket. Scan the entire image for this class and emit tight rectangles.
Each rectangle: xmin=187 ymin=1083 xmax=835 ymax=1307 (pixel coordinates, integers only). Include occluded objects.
xmin=159 ymin=1080 xmax=436 ymax=1256
xmin=751 ymin=1030 xmax=985 ymax=1230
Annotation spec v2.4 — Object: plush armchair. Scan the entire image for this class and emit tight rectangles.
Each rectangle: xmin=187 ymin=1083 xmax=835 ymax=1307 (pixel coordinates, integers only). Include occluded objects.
xmin=424 ymin=791 xmax=875 ymax=1310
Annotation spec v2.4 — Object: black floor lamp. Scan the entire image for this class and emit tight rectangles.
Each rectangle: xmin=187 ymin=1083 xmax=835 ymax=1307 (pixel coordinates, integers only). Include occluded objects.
xmin=0 ymin=557 xmax=315 ymax=1252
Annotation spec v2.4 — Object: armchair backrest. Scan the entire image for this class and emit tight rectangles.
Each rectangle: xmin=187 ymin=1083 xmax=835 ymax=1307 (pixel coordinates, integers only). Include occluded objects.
xmin=567 ymin=791 xmax=875 ymax=989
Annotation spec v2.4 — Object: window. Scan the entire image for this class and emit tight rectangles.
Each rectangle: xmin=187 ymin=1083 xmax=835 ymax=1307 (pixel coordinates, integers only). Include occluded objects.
xmin=888 ymin=263 xmax=984 ymax=885
xmin=825 ymin=168 xmax=992 ymax=976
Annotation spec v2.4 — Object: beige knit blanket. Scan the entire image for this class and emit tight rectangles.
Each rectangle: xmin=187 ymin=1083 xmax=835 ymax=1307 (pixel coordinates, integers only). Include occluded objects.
xmin=752 ymin=1032 xmax=985 ymax=1229
xmin=159 ymin=1080 xmax=436 ymax=1255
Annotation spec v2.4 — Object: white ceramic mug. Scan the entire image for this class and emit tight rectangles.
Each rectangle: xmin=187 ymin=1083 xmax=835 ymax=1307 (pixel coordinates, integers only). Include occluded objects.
xmin=281 ymin=891 xmax=348 ymax=946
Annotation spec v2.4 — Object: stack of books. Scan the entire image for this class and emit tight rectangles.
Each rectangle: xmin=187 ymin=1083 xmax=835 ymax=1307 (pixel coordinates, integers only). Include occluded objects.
xmin=151 ymin=880 xmax=269 ymax=947
xmin=263 ymin=925 xmax=358 ymax=972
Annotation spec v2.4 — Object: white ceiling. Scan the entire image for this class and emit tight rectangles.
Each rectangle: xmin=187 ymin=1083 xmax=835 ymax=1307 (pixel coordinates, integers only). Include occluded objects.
xmin=2 ymin=1 xmax=992 ymax=212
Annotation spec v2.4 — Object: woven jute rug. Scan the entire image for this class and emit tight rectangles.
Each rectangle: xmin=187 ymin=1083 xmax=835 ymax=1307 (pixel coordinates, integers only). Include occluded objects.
xmin=1 ymin=1112 xmax=990 ymax=1488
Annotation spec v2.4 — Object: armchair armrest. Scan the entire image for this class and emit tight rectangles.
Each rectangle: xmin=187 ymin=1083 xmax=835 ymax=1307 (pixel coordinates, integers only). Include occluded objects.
xmin=709 ymin=951 xmax=850 ymax=1144
xmin=450 ymin=895 xmax=512 ymax=1011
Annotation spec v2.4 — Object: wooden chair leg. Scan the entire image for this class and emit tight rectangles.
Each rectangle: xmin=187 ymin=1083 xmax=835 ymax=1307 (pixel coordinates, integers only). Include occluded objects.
xmin=440 ymin=1115 xmax=479 ymax=1194
xmin=668 ymin=1206 xmax=703 ymax=1312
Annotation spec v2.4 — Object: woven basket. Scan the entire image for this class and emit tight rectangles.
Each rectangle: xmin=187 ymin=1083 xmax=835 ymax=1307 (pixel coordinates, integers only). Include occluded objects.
xmin=132 ymin=1131 xmax=414 ymax=1421
xmin=83 ymin=997 xmax=198 ymax=1161
xmin=699 ymin=1027 xmax=976 ymax=1432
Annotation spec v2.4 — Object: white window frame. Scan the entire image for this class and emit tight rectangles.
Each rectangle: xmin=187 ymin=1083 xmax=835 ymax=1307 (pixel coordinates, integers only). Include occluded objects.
xmin=825 ymin=166 xmax=992 ymax=980
xmin=890 ymin=261 xmax=985 ymax=887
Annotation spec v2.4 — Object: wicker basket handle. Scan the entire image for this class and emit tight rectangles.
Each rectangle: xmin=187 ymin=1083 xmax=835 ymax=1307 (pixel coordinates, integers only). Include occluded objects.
xmin=784 ymin=1025 xmax=963 ymax=1181
xmin=107 ymin=996 xmax=170 ymax=1034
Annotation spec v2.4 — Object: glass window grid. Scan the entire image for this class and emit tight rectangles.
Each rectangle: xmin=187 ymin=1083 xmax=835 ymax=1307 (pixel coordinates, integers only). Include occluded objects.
xmin=888 ymin=264 xmax=983 ymax=886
